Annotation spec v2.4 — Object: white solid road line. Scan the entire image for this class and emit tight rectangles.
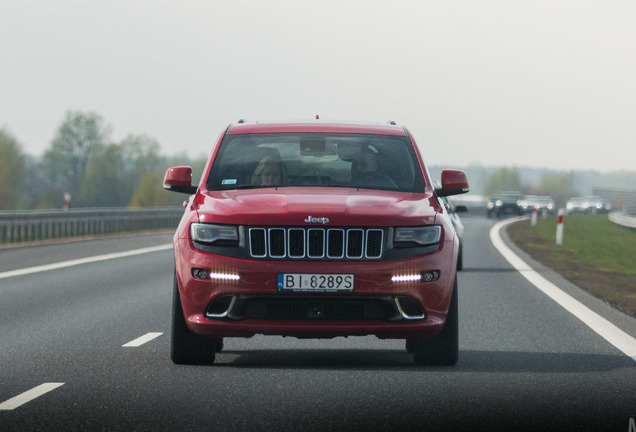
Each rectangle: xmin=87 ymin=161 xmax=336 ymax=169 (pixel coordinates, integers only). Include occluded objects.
xmin=491 ymin=217 xmax=636 ymax=363
xmin=0 ymin=383 xmax=65 ymax=411
xmin=0 ymin=244 xmax=173 ymax=280
xmin=123 ymin=332 xmax=164 ymax=347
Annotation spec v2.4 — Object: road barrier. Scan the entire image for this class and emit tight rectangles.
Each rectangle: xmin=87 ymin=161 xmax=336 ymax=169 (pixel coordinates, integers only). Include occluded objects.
xmin=0 ymin=207 xmax=184 ymax=245
xmin=609 ymin=211 xmax=636 ymax=230
xmin=3 ymin=205 xmax=632 ymax=246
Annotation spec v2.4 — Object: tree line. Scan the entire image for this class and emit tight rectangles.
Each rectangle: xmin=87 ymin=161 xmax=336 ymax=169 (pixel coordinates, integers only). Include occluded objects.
xmin=479 ymin=166 xmax=636 ymax=208
xmin=0 ymin=111 xmax=205 ymax=210
xmin=3 ymin=112 xmax=633 ymax=211
xmin=480 ymin=167 xmax=576 ymax=208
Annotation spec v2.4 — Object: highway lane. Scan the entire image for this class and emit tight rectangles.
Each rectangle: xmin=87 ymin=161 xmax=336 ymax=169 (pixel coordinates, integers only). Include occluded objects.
xmin=1 ymin=219 xmax=635 ymax=431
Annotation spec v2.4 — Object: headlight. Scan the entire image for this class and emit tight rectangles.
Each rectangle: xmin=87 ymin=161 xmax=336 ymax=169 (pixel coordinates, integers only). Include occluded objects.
xmin=394 ymin=226 xmax=441 ymax=246
xmin=191 ymin=223 xmax=238 ymax=244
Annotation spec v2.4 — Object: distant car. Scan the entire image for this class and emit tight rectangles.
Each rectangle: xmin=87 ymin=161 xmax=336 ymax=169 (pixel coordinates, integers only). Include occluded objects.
xmin=566 ymin=197 xmax=588 ymax=214
xmin=521 ymin=195 xmax=555 ymax=215
xmin=163 ymin=119 xmax=470 ymax=366
xmin=567 ymin=196 xmax=611 ymax=214
xmin=487 ymin=192 xmax=524 ymax=218
xmin=519 ymin=195 xmax=538 ymax=214
xmin=584 ymin=196 xmax=611 ymax=214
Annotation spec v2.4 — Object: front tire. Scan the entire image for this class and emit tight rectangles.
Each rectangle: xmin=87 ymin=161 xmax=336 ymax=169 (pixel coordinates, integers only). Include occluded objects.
xmin=171 ymin=271 xmax=218 ymax=365
xmin=408 ymin=278 xmax=459 ymax=366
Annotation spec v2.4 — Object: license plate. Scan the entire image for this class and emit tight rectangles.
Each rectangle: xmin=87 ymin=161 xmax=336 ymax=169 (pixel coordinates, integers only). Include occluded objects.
xmin=277 ymin=273 xmax=354 ymax=292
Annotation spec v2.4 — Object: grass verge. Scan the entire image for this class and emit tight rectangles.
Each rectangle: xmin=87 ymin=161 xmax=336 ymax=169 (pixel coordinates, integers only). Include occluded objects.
xmin=507 ymin=214 xmax=636 ymax=318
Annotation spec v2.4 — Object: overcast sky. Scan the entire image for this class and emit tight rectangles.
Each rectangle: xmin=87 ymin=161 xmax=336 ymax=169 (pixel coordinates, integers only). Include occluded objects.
xmin=1 ymin=0 xmax=635 ymax=172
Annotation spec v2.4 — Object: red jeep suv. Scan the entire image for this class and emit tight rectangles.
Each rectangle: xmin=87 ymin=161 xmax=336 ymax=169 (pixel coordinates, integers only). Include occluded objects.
xmin=164 ymin=120 xmax=469 ymax=365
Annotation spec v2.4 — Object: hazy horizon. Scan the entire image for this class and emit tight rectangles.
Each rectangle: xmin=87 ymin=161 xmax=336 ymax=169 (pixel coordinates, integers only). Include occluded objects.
xmin=2 ymin=1 xmax=635 ymax=173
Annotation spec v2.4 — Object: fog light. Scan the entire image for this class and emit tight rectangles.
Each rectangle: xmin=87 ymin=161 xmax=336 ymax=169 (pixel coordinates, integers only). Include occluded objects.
xmin=192 ymin=268 xmax=209 ymax=279
xmin=422 ymin=271 xmax=440 ymax=282
xmin=192 ymin=268 xmax=240 ymax=281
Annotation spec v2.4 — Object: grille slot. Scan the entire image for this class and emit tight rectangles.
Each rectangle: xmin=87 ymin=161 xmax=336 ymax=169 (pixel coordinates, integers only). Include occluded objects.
xmin=307 ymin=229 xmax=325 ymax=258
xmin=347 ymin=229 xmax=364 ymax=258
xmin=243 ymin=297 xmax=392 ymax=320
xmin=288 ymin=229 xmax=305 ymax=258
xmin=327 ymin=229 xmax=345 ymax=258
xmin=249 ymin=228 xmax=267 ymax=257
xmin=366 ymin=229 xmax=384 ymax=259
xmin=269 ymin=228 xmax=286 ymax=258
xmin=248 ymin=227 xmax=384 ymax=260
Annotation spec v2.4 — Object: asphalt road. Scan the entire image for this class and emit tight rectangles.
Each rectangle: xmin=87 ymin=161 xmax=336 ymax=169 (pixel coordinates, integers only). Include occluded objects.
xmin=1 ymin=220 xmax=635 ymax=431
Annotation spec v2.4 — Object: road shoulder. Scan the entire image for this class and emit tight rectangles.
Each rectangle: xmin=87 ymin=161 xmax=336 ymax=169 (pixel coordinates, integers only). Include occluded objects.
xmin=496 ymin=216 xmax=636 ymax=341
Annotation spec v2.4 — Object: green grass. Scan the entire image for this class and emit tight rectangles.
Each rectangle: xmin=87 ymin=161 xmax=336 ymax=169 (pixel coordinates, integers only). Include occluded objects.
xmin=528 ymin=214 xmax=636 ymax=275
xmin=508 ymin=214 xmax=636 ymax=317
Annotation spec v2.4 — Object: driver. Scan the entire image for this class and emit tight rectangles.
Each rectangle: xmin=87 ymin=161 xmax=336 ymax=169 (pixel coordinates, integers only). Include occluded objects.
xmin=251 ymin=156 xmax=287 ymax=186
xmin=351 ymin=149 xmax=379 ymax=179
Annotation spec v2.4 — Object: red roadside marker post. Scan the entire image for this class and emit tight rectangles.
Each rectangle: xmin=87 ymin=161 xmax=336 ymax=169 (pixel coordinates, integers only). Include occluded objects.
xmin=556 ymin=209 xmax=564 ymax=246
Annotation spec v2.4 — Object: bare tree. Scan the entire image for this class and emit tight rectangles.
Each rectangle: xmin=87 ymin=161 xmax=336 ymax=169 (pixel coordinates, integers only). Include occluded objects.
xmin=42 ymin=111 xmax=112 ymax=200
xmin=0 ymin=128 xmax=27 ymax=209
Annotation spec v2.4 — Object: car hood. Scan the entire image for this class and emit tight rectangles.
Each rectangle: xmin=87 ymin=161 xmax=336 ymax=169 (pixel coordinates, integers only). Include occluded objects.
xmin=193 ymin=188 xmax=441 ymax=226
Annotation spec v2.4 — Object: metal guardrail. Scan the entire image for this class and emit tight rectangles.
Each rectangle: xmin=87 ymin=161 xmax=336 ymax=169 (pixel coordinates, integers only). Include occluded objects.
xmin=0 ymin=207 xmax=184 ymax=245
xmin=609 ymin=211 xmax=636 ymax=230
xmin=3 ymin=205 xmax=631 ymax=245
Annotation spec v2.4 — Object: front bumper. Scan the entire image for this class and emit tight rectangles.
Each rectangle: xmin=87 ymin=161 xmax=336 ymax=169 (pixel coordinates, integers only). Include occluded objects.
xmin=174 ymin=235 xmax=457 ymax=339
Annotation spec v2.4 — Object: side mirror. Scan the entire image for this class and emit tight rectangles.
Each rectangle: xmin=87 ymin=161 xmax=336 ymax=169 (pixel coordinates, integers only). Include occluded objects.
xmin=163 ymin=166 xmax=198 ymax=194
xmin=435 ymin=170 xmax=470 ymax=197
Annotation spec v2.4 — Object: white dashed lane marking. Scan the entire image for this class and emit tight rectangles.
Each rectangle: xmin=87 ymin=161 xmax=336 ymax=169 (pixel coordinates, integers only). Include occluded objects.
xmin=123 ymin=332 xmax=164 ymax=347
xmin=0 ymin=245 xmax=167 ymax=411
xmin=0 ymin=244 xmax=173 ymax=280
xmin=0 ymin=383 xmax=65 ymax=410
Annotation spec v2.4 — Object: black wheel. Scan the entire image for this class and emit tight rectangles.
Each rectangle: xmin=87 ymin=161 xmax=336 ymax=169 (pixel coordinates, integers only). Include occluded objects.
xmin=408 ymin=278 xmax=459 ymax=366
xmin=456 ymin=243 xmax=464 ymax=271
xmin=171 ymin=271 xmax=217 ymax=365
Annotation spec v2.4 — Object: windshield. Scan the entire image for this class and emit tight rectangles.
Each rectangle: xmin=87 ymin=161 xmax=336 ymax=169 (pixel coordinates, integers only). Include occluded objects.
xmin=206 ymin=133 xmax=427 ymax=192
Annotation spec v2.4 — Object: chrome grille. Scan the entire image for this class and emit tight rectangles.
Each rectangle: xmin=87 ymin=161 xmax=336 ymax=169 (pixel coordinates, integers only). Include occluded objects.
xmin=248 ymin=227 xmax=384 ymax=260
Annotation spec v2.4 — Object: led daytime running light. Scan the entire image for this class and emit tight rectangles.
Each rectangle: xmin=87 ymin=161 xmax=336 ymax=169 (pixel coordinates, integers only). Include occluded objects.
xmin=392 ymin=274 xmax=422 ymax=283
xmin=209 ymin=272 xmax=240 ymax=281
xmin=192 ymin=268 xmax=240 ymax=281
xmin=391 ymin=271 xmax=440 ymax=283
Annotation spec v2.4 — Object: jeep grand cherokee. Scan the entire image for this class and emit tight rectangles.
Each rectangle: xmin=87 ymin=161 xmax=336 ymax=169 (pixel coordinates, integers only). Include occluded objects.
xmin=163 ymin=120 xmax=469 ymax=365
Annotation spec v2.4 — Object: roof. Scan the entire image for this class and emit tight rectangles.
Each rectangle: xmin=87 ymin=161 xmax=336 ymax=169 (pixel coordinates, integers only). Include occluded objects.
xmin=226 ymin=119 xmax=407 ymax=136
